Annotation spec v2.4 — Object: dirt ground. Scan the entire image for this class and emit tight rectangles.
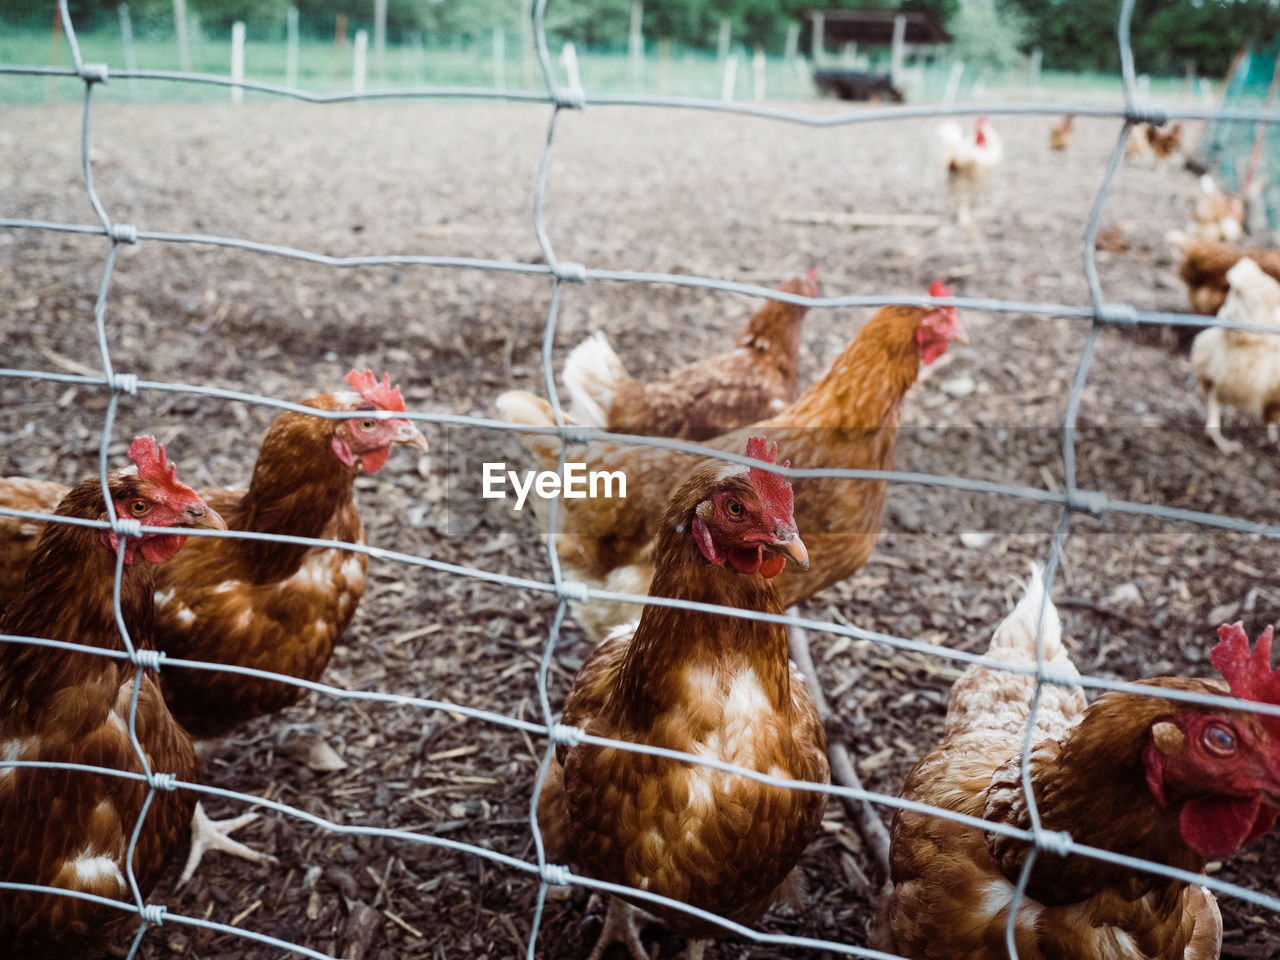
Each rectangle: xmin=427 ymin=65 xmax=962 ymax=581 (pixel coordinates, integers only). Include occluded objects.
xmin=1 ymin=94 xmax=1277 ymax=960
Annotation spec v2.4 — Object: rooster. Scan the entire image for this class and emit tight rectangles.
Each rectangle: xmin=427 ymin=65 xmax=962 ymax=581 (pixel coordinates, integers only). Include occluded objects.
xmin=564 ymin=270 xmax=820 ymax=441
xmin=0 ymin=371 xmax=426 ymax=881
xmin=1168 ymin=232 xmax=1280 ymax=317
xmin=938 ymin=117 xmax=1002 ymax=226
xmin=1190 ymin=257 xmax=1280 ymax=454
xmin=498 ymin=284 xmax=967 ymax=640
xmin=876 ymin=568 xmax=1280 ymax=960
xmin=538 ymin=436 xmax=826 ymax=960
xmin=1049 ymin=115 xmax=1073 ymax=152
xmin=0 ymin=438 xmax=225 ymax=957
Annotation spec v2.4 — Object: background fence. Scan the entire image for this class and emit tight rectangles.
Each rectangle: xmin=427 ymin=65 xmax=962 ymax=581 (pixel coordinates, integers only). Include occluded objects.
xmin=2 ymin=0 xmax=1280 ymax=957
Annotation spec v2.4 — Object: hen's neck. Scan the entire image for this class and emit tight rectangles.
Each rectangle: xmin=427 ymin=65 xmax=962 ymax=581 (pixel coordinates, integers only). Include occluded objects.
xmin=229 ymin=409 xmax=358 ymax=576
xmin=985 ymin=682 xmax=1212 ymax=905
xmin=614 ymin=516 xmax=791 ymax=728
xmin=773 ymin=306 xmax=922 ymax=430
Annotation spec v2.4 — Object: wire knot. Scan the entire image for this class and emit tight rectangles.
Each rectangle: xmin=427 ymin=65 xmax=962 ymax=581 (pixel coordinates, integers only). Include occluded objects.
xmin=1125 ymin=105 xmax=1168 ymax=127
xmin=131 ymin=648 xmax=165 ymax=672
xmin=551 ymin=723 xmax=586 ymax=747
xmin=556 ymin=580 xmax=590 ymax=604
xmin=1033 ymin=828 xmax=1074 ymax=857
xmin=557 ymin=423 xmax=593 ymax=445
xmin=108 ymin=372 xmax=139 ymax=395
xmin=1065 ymin=488 xmax=1109 ymax=517
xmin=551 ymin=261 xmax=587 ymax=284
xmin=1095 ymin=302 xmax=1138 ymax=327
xmin=138 ymin=902 xmax=167 ymax=926
xmin=109 ymin=223 xmax=138 ymax=245
xmin=112 ymin=518 xmax=144 ymax=538
xmin=79 ymin=62 xmax=110 ymax=85
xmin=540 ymin=862 xmax=572 ymax=886
xmin=148 ymin=771 xmax=177 ymax=791
xmin=554 ymin=86 xmax=585 ymax=111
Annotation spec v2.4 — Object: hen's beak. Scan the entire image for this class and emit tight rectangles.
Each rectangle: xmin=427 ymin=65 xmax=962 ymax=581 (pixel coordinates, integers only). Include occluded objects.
xmin=185 ymin=504 xmax=228 ymax=531
xmin=951 ymin=319 xmax=971 ymax=346
xmin=395 ymin=420 xmax=429 ymax=452
xmin=768 ymin=531 xmax=809 ymax=570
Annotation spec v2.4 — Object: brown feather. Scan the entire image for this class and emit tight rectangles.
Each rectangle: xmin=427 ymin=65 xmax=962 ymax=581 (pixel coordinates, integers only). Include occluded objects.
xmin=1173 ymin=238 xmax=1280 ymax=317
xmin=0 ymin=391 xmax=419 ymax=739
xmin=538 ymin=461 xmax=828 ymax=940
xmin=0 ymin=475 xmax=197 ymax=959
xmin=513 ymin=303 xmax=936 ymax=639
xmin=604 ymin=275 xmax=814 ymax=440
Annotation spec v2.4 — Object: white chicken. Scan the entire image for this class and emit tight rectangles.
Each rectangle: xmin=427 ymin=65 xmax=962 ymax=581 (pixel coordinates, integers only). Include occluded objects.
xmin=938 ymin=116 xmax=1002 ymax=227
xmin=1190 ymin=257 xmax=1280 ymax=453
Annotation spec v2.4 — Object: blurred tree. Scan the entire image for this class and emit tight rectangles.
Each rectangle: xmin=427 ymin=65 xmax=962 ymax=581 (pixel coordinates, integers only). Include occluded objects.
xmin=1003 ymin=0 xmax=1280 ymax=76
xmin=10 ymin=0 xmax=1274 ymax=73
xmin=947 ymin=0 xmax=1028 ymax=70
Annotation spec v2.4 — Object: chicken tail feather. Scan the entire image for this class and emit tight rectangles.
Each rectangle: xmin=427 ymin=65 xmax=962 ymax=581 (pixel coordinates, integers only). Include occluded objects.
xmin=495 ymin=390 xmax=571 ymax=470
xmin=563 ymin=331 xmax=629 ymax=427
xmin=944 ymin=566 xmax=1083 ymax=741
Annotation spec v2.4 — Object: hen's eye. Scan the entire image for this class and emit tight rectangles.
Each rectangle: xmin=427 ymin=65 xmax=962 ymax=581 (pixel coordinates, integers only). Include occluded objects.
xmin=128 ymin=500 xmax=149 ymax=516
xmin=1203 ymin=723 xmax=1236 ymax=756
xmin=359 ymin=419 xmax=377 ymax=432
xmin=725 ymin=500 xmax=744 ymax=518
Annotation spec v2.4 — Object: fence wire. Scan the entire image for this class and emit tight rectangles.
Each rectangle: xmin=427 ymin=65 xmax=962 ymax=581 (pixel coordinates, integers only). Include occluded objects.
xmin=0 ymin=0 xmax=1278 ymax=957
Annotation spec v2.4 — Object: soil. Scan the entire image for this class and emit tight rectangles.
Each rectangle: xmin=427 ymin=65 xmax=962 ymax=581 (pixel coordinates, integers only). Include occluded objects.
xmin=1 ymin=97 xmax=1276 ymax=959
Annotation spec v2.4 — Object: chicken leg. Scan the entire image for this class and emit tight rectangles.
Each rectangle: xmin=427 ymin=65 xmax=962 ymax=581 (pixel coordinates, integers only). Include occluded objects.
xmin=585 ymin=896 xmax=650 ymax=960
xmin=176 ymin=802 xmax=277 ymax=886
xmin=1203 ymin=393 xmax=1242 ymax=454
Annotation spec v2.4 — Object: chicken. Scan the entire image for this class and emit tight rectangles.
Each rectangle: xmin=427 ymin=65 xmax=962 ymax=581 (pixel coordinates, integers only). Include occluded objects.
xmin=0 ymin=438 xmax=224 ymax=958
xmin=0 ymin=369 xmax=426 ymax=736
xmin=876 ymin=568 xmax=1280 ymax=960
xmin=537 ymin=436 xmax=827 ymax=960
xmin=1148 ymin=120 xmax=1184 ymax=160
xmin=1049 ymin=115 xmax=1073 ymax=152
xmin=1168 ymin=231 xmax=1280 ymax=316
xmin=938 ymin=117 xmax=1002 ymax=226
xmin=563 ymin=270 xmax=820 ymax=440
xmin=150 ymin=368 xmax=426 ymax=742
xmin=1126 ymin=122 xmax=1184 ymax=165
xmin=1190 ymin=257 xmax=1280 ymax=453
xmin=1192 ymin=176 xmax=1244 ymax=244
xmin=497 ymin=283 xmax=967 ymax=640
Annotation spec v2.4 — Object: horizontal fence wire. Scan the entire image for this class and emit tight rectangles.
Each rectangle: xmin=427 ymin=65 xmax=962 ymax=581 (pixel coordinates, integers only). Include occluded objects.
xmin=0 ymin=0 xmax=1277 ymax=957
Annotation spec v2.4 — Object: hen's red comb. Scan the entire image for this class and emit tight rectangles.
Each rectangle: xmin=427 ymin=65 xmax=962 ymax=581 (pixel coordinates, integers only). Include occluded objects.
xmin=745 ymin=435 xmax=793 ymax=519
xmin=808 ymin=266 xmax=819 ymax=280
xmin=929 ymin=281 xmax=954 ymax=300
xmin=346 ymin=369 xmax=406 ymax=412
xmin=128 ymin=436 xmax=177 ymax=486
xmin=127 ymin=436 xmax=202 ymax=502
xmin=1211 ymin=623 xmax=1280 ymax=731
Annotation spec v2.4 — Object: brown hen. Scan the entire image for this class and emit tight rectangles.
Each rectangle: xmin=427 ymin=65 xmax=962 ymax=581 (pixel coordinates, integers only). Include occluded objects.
xmin=538 ymin=436 xmax=827 ymax=960
xmin=563 ymin=271 xmax=819 ymax=440
xmin=877 ymin=569 xmax=1280 ymax=960
xmin=497 ymin=283 xmax=967 ymax=639
xmin=1168 ymin=232 xmax=1280 ymax=317
xmin=0 ymin=438 xmax=223 ymax=958
xmin=0 ymin=370 xmax=426 ymax=736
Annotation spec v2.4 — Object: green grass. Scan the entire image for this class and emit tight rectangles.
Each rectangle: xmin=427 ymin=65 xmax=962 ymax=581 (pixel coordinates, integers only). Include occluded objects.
xmin=0 ymin=20 xmax=1200 ymax=107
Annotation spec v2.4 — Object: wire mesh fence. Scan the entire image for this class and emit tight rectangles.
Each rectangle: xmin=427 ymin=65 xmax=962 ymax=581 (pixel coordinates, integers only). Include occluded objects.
xmin=1 ymin=0 xmax=1279 ymax=957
